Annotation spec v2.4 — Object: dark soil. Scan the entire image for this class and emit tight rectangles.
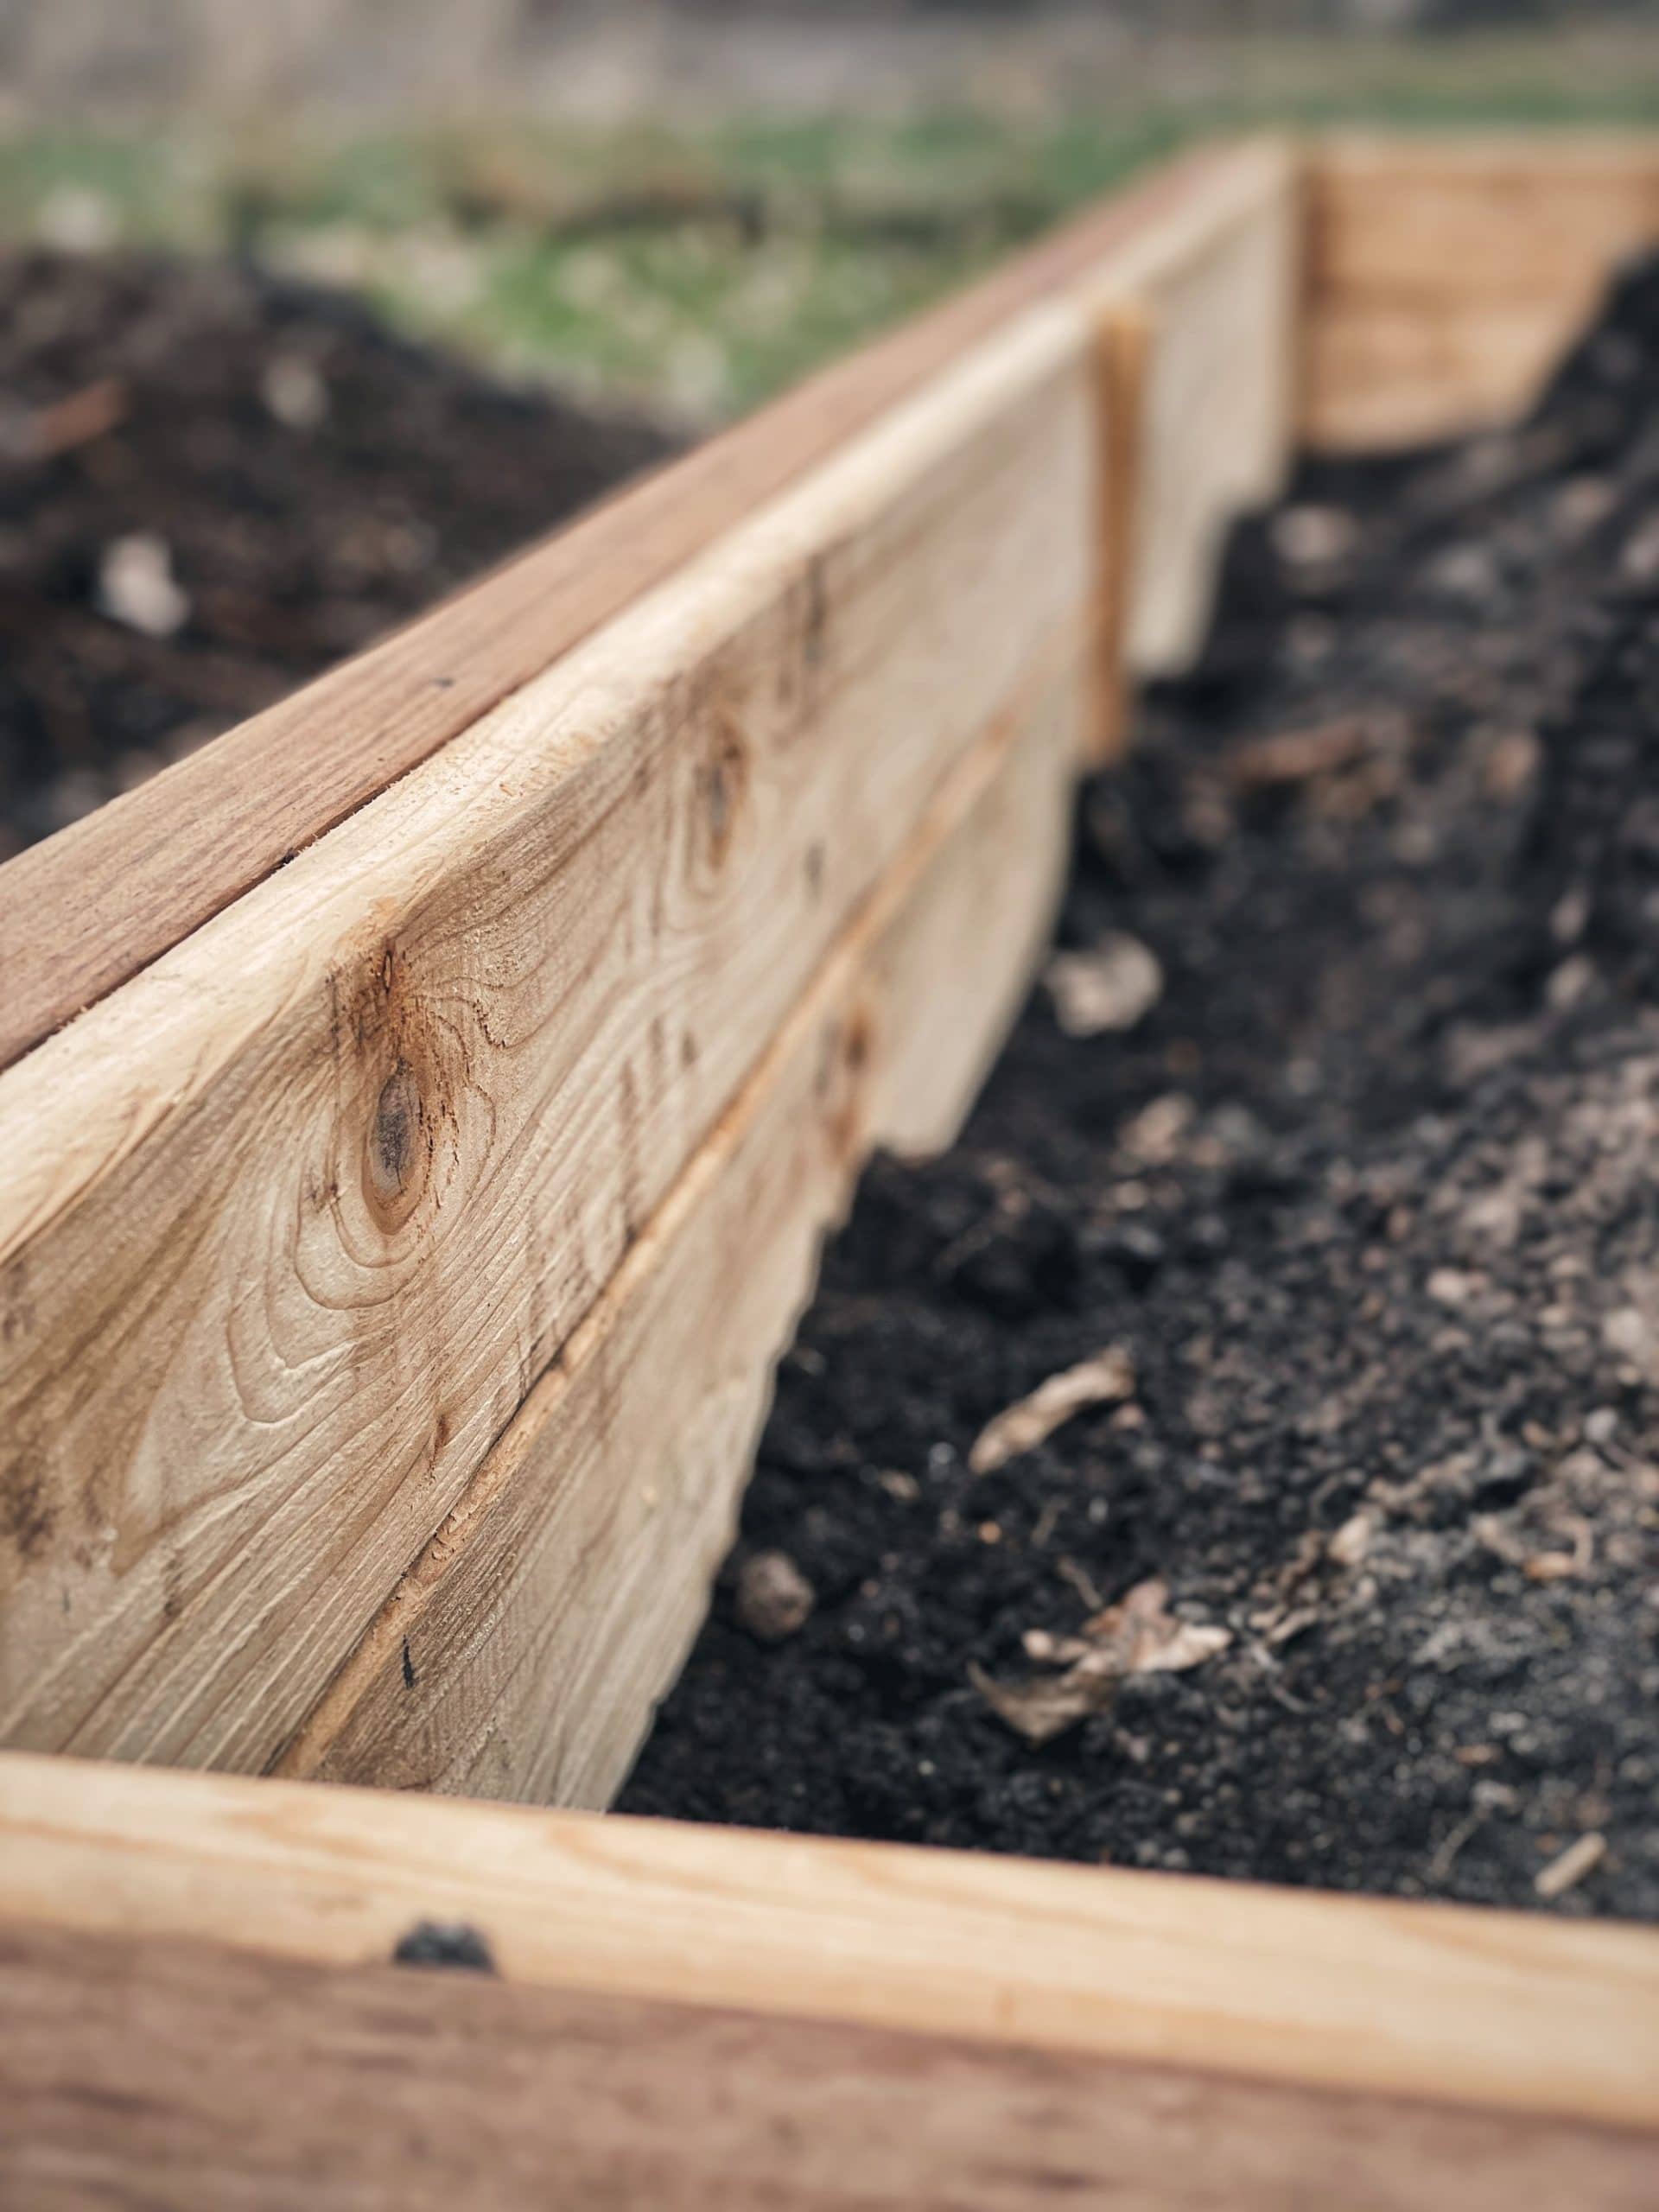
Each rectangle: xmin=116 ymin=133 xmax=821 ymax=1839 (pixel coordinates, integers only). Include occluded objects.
xmin=0 ymin=251 xmax=672 ymax=856
xmin=620 ymin=254 xmax=1659 ymax=1919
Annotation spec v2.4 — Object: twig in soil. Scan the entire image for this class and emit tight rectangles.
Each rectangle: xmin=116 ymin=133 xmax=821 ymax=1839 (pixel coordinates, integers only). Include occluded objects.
xmin=1535 ymin=1833 xmax=1607 ymax=1902
xmin=1427 ymin=1808 xmax=1486 ymax=1886
xmin=20 ymin=377 xmax=127 ymax=462
xmin=1224 ymin=715 xmax=1373 ymax=789
xmin=1054 ymin=1555 xmax=1105 ymax=1611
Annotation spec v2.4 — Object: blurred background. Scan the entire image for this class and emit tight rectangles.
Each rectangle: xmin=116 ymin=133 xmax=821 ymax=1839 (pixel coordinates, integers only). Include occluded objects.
xmin=3 ymin=1 xmax=1656 ymax=850
xmin=6 ymin=0 xmax=1659 ymax=421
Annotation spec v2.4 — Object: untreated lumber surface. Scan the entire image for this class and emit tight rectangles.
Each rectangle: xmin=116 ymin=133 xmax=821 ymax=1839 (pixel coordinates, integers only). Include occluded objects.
xmin=1303 ymin=137 xmax=1659 ymax=450
xmin=0 ymin=296 xmax=1094 ymax=1782
xmin=1098 ymin=137 xmax=1301 ymax=674
xmin=276 ymin=640 xmax=1078 ymax=1805
xmin=9 ymin=1916 xmax=1656 ymax=2212
xmin=0 ymin=139 xmax=1257 ymax=1077
xmin=2 ymin=1754 xmax=1656 ymax=2210
xmin=0 ymin=139 xmax=1302 ymax=1802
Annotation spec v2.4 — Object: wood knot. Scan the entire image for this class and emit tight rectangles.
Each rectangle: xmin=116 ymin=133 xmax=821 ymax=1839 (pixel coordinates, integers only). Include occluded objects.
xmin=819 ymin=1003 xmax=876 ymax=1163
xmin=685 ymin=673 xmax=751 ymax=878
xmin=363 ymin=1059 xmax=427 ymax=1230
xmin=699 ymin=728 xmax=747 ymax=867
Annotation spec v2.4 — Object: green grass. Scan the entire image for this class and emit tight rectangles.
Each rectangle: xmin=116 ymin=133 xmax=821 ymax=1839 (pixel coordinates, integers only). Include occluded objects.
xmin=3 ymin=35 xmax=1659 ymax=423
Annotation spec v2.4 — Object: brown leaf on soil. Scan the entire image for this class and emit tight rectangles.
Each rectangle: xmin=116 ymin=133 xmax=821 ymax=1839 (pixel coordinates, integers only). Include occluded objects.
xmin=969 ymin=1348 xmax=1135 ymax=1475
xmin=1080 ymin=1577 xmax=1232 ymax=1676
xmin=972 ymin=1578 xmax=1231 ymax=1746
xmin=969 ymin=1659 xmax=1116 ymax=1745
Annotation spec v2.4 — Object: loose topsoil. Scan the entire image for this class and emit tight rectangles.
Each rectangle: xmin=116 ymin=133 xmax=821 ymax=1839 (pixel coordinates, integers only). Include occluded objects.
xmin=620 ymin=256 xmax=1659 ymax=1918
xmin=0 ymin=251 xmax=672 ymax=855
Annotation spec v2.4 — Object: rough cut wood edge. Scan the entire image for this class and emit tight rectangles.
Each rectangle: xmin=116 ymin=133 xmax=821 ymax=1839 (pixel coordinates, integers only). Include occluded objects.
xmin=1302 ymin=134 xmax=1659 ymax=450
xmin=0 ymin=302 xmax=1096 ymax=1783
xmin=3 ymin=1751 xmax=1657 ymax=2142
xmin=274 ymin=630 xmax=1080 ymax=1806
xmin=0 ymin=139 xmax=1262 ymax=1077
xmin=9 ymin=1918 xmax=1657 ymax=2212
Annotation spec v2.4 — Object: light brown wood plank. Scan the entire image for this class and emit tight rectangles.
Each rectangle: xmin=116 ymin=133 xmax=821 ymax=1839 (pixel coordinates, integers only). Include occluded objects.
xmin=6 ymin=1914 xmax=1654 ymax=2212
xmin=0 ymin=142 xmax=1250 ymax=1077
xmin=1303 ymin=136 xmax=1659 ymax=449
xmin=1102 ymin=138 xmax=1302 ymax=674
xmin=276 ymin=632 xmax=1080 ymax=1806
xmin=3 ymin=1754 xmax=1657 ymax=2138
xmin=1088 ymin=303 xmax=1151 ymax=764
xmin=0 ymin=300 xmax=1096 ymax=1782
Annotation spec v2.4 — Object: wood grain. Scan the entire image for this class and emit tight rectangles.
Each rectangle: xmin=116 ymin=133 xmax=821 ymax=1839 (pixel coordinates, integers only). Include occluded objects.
xmin=4 ymin=1752 xmax=1657 ymax=2136
xmin=276 ymin=632 xmax=1080 ymax=1806
xmin=1303 ymin=136 xmax=1659 ymax=449
xmin=1087 ymin=302 xmax=1150 ymax=764
xmin=1104 ymin=138 xmax=1302 ymax=674
xmin=6 ymin=1913 xmax=1655 ymax=2212
xmin=0 ymin=141 xmax=1254 ymax=1077
xmin=0 ymin=300 xmax=1096 ymax=1781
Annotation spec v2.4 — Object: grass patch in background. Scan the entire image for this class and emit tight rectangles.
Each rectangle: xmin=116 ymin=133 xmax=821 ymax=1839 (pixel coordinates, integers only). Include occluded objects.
xmin=3 ymin=32 xmax=1658 ymax=423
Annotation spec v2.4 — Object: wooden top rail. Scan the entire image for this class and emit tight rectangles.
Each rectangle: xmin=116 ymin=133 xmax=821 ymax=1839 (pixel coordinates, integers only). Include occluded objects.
xmin=0 ymin=140 xmax=1252 ymax=1077
xmin=2 ymin=1753 xmax=1656 ymax=2209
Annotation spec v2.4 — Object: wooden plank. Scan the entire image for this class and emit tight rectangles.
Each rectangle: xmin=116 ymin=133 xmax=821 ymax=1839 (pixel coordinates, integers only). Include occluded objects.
xmin=0 ymin=296 xmax=1097 ymax=1782
xmin=1094 ymin=138 xmax=1302 ymax=676
xmin=1087 ymin=303 xmax=1150 ymax=764
xmin=1303 ymin=137 xmax=1659 ymax=449
xmin=0 ymin=140 xmax=1252 ymax=1077
xmin=7 ymin=1913 xmax=1656 ymax=2212
xmin=3 ymin=1753 xmax=1657 ymax=2150
xmin=276 ymin=637 xmax=1079 ymax=1807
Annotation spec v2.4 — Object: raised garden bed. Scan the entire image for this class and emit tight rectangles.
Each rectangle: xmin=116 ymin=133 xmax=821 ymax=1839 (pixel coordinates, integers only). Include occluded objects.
xmin=620 ymin=232 xmax=1659 ymax=1919
xmin=2 ymin=135 xmax=1658 ymax=2209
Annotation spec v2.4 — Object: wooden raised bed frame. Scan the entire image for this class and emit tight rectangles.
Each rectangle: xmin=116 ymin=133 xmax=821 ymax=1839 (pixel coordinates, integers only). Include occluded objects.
xmin=3 ymin=136 xmax=1658 ymax=2208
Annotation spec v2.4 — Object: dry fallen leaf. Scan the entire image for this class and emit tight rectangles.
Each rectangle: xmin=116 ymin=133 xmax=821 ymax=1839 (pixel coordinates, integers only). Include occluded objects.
xmin=969 ymin=1348 xmax=1135 ymax=1476
xmin=1081 ymin=1578 xmax=1232 ymax=1676
xmin=1045 ymin=934 xmax=1163 ymax=1037
xmin=969 ymin=1660 xmax=1114 ymax=1745
xmin=972 ymin=1578 xmax=1230 ymax=1746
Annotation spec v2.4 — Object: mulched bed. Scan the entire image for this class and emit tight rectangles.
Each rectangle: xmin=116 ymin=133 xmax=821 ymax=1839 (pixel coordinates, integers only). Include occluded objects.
xmin=620 ymin=254 xmax=1659 ymax=1920
xmin=0 ymin=251 xmax=672 ymax=856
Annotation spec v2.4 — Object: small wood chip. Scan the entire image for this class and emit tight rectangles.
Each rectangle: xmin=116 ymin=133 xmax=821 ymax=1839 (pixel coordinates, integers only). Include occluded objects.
xmin=1326 ymin=1511 xmax=1375 ymax=1569
xmin=969 ymin=1348 xmax=1135 ymax=1475
xmin=1045 ymin=934 xmax=1163 ymax=1036
xmin=97 ymin=533 xmax=191 ymax=639
xmin=1535 ymin=1832 xmax=1605 ymax=1901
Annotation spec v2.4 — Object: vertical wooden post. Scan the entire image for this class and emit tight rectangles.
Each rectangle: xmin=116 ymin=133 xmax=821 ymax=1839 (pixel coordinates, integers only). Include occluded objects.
xmin=1090 ymin=301 xmax=1153 ymax=767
